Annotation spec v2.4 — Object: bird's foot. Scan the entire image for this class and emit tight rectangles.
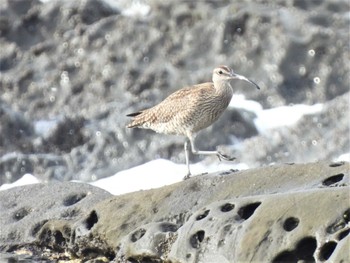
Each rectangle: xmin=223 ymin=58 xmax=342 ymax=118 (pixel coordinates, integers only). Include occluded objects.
xmin=183 ymin=173 xmax=191 ymax=180
xmin=183 ymin=172 xmax=209 ymax=180
xmin=217 ymin=152 xmax=236 ymax=162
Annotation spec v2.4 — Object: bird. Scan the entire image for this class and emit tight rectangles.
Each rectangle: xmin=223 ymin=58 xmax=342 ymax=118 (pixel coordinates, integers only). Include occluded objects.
xmin=126 ymin=65 xmax=260 ymax=179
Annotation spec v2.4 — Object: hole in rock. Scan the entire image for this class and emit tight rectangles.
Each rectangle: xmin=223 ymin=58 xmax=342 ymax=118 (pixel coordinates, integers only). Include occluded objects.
xmin=81 ymin=247 xmax=114 ymax=260
xmin=221 ymin=203 xmax=235 ymax=212
xmin=127 ymin=258 xmax=138 ymax=263
xmin=131 ymin=228 xmax=146 ymax=242
xmin=322 ymin=173 xmax=344 ymax=186
xmin=326 ymin=212 xmax=347 ymax=234
xmin=160 ymin=222 xmax=178 ymax=232
xmin=71 ymin=230 xmax=76 ymax=244
xmin=63 ymin=226 xmax=71 ymax=237
xmin=344 ymin=208 xmax=350 ymax=223
xmin=39 ymin=228 xmax=52 ymax=245
xmin=190 ymin=230 xmax=205 ymax=249
xmin=128 ymin=256 xmax=159 ymax=263
xmin=272 ymin=251 xmax=297 ymax=263
xmin=189 ymin=182 xmax=201 ymax=192
xmin=81 ymin=248 xmax=99 ymax=258
xmin=223 ymin=224 xmax=231 ymax=233
xmin=7 ymin=230 xmax=20 ymax=242
xmin=329 ymin=162 xmax=344 ymax=167
xmin=196 ymin=210 xmax=210 ymax=220
xmin=39 ymin=229 xmax=67 ymax=251
xmin=63 ymin=193 xmax=87 ymax=206
xmin=295 ymin=236 xmax=317 ymax=261
xmin=238 ymin=202 xmax=261 ymax=220
xmin=120 ymin=223 xmax=129 ymax=230
xmin=12 ymin=207 xmax=30 ymax=221
xmin=283 ymin=217 xmax=299 ymax=232
xmin=31 ymin=220 xmax=49 ymax=236
xmin=53 ymin=230 xmax=65 ymax=247
xmin=61 ymin=208 xmax=80 ymax=218
xmin=85 ymin=210 xmax=98 ymax=230
xmin=319 ymin=241 xmax=337 ymax=261
xmin=326 ymin=222 xmax=346 ymax=234
xmin=338 ymin=229 xmax=350 ymax=240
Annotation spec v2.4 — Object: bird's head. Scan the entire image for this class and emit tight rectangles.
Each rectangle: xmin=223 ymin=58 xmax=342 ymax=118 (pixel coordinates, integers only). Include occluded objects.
xmin=213 ymin=65 xmax=260 ymax=90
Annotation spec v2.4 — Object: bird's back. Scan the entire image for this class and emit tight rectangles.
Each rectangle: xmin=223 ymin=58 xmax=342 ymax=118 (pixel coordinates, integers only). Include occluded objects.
xmin=127 ymin=81 xmax=233 ymax=136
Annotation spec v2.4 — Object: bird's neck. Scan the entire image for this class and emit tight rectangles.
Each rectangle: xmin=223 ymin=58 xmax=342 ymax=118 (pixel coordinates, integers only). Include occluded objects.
xmin=213 ymin=80 xmax=233 ymax=97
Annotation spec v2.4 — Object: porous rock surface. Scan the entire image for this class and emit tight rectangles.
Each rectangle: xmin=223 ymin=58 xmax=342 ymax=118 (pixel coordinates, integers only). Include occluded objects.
xmin=0 ymin=161 xmax=349 ymax=262
xmin=0 ymin=183 xmax=111 ymax=253
xmin=0 ymin=0 xmax=349 ymax=184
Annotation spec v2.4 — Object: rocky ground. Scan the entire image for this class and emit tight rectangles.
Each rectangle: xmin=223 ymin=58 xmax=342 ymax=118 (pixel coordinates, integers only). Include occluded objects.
xmin=0 ymin=0 xmax=349 ymax=261
xmin=0 ymin=0 xmax=349 ymax=184
xmin=0 ymin=161 xmax=349 ymax=262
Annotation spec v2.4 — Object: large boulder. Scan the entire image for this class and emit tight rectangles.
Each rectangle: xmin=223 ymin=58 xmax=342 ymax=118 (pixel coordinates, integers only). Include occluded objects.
xmin=0 ymin=161 xmax=349 ymax=262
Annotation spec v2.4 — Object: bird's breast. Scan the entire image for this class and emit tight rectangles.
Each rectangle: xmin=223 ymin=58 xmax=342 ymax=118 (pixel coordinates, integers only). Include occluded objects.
xmin=188 ymin=88 xmax=233 ymax=133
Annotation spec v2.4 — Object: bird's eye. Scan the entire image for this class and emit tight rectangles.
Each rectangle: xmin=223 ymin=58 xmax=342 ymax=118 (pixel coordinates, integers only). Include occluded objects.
xmin=218 ymin=70 xmax=223 ymax=74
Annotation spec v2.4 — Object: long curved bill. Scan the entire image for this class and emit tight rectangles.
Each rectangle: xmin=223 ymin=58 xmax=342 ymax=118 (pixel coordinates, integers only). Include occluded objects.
xmin=231 ymin=71 xmax=261 ymax=90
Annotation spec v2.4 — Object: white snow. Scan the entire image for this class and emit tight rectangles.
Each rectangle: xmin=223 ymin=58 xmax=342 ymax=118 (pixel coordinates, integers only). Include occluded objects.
xmin=39 ymin=0 xmax=151 ymax=17
xmin=102 ymin=0 xmax=151 ymax=17
xmin=0 ymin=159 xmax=246 ymax=195
xmin=90 ymin=159 xmax=247 ymax=195
xmin=229 ymin=94 xmax=263 ymax=113
xmin=229 ymin=94 xmax=324 ymax=133
xmin=34 ymin=119 xmax=59 ymax=138
xmin=0 ymin=174 xmax=40 ymax=191
xmin=254 ymin=104 xmax=323 ymax=133
xmin=334 ymin=152 xmax=350 ymax=162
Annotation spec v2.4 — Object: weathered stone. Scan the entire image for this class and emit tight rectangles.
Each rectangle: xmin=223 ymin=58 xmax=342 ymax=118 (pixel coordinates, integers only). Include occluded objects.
xmin=0 ymin=182 xmax=111 ymax=253
xmin=77 ymin=161 xmax=348 ymax=262
xmin=0 ymin=161 xmax=349 ymax=262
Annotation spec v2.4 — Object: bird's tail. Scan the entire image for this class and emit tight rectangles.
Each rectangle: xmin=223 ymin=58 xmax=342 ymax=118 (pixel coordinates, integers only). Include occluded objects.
xmin=126 ymin=111 xmax=146 ymax=128
xmin=126 ymin=111 xmax=142 ymax=117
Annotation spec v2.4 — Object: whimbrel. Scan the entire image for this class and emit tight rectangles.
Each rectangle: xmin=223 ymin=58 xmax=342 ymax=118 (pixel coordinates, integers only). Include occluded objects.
xmin=127 ymin=66 xmax=260 ymax=179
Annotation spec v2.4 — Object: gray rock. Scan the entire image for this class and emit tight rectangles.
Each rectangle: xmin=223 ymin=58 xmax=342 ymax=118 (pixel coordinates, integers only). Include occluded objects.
xmin=224 ymin=91 xmax=350 ymax=167
xmin=0 ymin=101 xmax=34 ymax=154
xmin=77 ymin=161 xmax=348 ymax=262
xmin=0 ymin=182 xmax=111 ymax=253
xmin=0 ymin=161 xmax=349 ymax=262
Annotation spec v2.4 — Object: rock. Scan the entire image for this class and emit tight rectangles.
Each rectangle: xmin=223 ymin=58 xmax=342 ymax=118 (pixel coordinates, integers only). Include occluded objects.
xmin=1 ymin=161 xmax=348 ymax=262
xmin=79 ymin=161 xmax=350 ymax=262
xmin=0 ymin=101 xmax=34 ymax=155
xmin=0 ymin=0 xmax=349 ymax=183
xmin=0 ymin=182 xmax=111 ymax=254
xmin=224 ymin=91 xmax=350 ymax=167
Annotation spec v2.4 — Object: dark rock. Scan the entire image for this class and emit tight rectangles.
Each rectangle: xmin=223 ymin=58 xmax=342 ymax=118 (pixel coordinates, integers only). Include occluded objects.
xmin=0 ymin=101 xmax=34 ymax=153
xmin=41 ymin=116 xmax=87 ymax=153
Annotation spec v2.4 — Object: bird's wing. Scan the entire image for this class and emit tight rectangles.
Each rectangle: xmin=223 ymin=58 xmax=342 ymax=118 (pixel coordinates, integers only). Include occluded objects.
xmin=151 ymin=82 xmax=214 ymax=123
xmin=126 ymin=82 xmax=214 ymax=127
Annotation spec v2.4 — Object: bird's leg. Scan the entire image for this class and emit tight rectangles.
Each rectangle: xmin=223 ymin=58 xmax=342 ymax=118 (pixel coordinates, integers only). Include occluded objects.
xmin=188 ymin=135 xmax=235 ymax=161
xmin=183 ymin=140 xmax=192 ymax=180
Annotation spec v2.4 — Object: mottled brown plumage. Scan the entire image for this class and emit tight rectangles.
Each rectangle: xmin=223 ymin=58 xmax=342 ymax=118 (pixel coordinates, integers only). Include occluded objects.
xmin=127 ymin=65 xmax=260 ymax=178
